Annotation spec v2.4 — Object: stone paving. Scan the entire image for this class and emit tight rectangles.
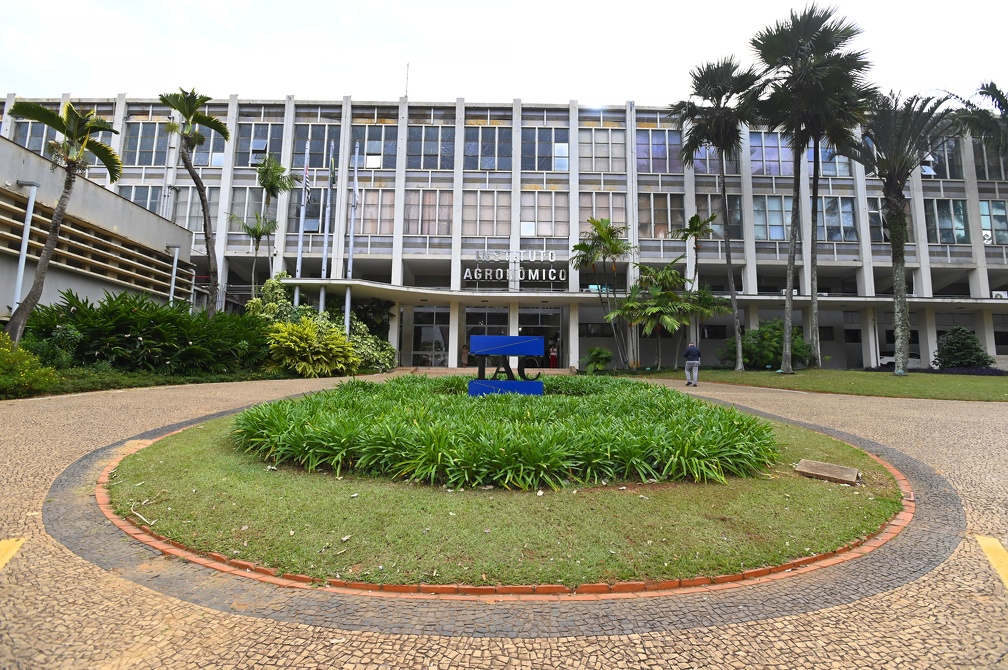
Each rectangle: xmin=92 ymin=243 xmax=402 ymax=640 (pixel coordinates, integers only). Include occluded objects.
xmin=1 ymin=375 xmax=1006 ymax=668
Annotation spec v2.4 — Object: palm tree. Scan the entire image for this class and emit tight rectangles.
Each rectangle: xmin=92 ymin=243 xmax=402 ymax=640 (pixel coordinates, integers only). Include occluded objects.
xmin=631 ymin=262 xmax=689 ymax=369
xmin=160 ymin=88 xmax=230 ymax=316
xmin=671 ymin=58 xmax=759 ymax=371
xmin=3 ymin=101 xmax=122 ymax=345
xmin=254 ymin=153 xmax=300 ymax=276
xmin=571 ymin=217 xmax=634 ymax=367
xmin=840 ymin=93 xmax=955 ymax=375
xmin=953 ymin=82 xmax=1008 ymax=160
xmin=675 ymin=213 xmax=717 ymax=289
xmin=227 ymin=213 xmax=277 ymax=296
xmin=751 ymin=5 xmax=871 ymax=372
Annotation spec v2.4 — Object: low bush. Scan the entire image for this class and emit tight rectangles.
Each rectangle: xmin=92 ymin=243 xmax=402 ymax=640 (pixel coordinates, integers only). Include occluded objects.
xmin=348 ymin=315 xmax=396 ymax=372
xmin=718 ymin=318 xmax=811 ymax=369
xmin=232 ymin=376 xmax=778 ymax=490
xmin=0 ymin=332 xmax=58 ymax=399
xmin=267 ymin=315 xmax=360 ymax=378
xmin=934 ymin=326 xmax=995 ymax=369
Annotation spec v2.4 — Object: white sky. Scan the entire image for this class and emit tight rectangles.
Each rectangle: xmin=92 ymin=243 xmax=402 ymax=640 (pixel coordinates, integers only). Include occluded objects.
xmin=2 ymin=0 xmax=1004 ymax=107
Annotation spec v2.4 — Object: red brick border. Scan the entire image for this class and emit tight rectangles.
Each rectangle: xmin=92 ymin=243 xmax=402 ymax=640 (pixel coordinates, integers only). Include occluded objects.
xmin=94 ymin=436 xmax=916 ymax=601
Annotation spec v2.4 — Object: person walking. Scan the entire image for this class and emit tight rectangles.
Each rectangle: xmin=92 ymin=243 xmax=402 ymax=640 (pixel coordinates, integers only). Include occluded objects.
xmin=683 ymin=341 xmax=701 ymax=387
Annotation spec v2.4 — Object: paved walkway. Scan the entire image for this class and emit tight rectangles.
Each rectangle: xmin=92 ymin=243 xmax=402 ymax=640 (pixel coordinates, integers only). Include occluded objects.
xmin=1 ymin=376 xmax=1006 ymax=668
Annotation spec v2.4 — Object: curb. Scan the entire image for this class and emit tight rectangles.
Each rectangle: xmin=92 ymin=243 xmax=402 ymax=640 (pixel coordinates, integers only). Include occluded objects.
xmin=95 ymin=436 xmax=916 ymax=601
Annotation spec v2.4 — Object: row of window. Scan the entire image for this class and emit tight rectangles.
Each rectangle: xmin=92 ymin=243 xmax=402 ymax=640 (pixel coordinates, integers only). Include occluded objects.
xmin=148 ymin=184 xmax=1008 ymax=246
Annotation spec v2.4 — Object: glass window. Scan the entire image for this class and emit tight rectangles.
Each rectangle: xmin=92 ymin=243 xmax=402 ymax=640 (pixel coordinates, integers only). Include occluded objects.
xmin=867 ymin=197 xmax=914 ymax=243
xmin=816 ymin=196 xmax=858 ymax=241
xmin=807 ymin=142 xmax=852 ymax=177
xmin=191 ymin=128 xmax=227 ymax=167
xmin=286 ymin=187 xmax=324 ymax=233
xmin=293 ymin=123 xmax=340 ymax=168
xmin=578 ymin=128 xmax=624 ymax=173
xmin=521 ymin=127 xmax=569 ymax=172
xmin=236 ymin=123 xmax=284 ymax=167
xmin=635 ymin=129 xmax=683 ymax=174
xmin=695 ymin=194 xmax=743 ymax=240
xmin=118 ymin=185 xmax=163 ymax=215
xmin=463 ymin=126 xmax=512 ymax=171
xmin=924 ymin=136 xmax=963 ymax=180
xmin=752 ymin=195 xmax=794 ymax=241
xmin=173 ymin=186 xmax=220 ymax=233
xmin=13 ymin=119 xmax=59 ymax=155
xmin=924 ymin=198 xmax=970 ymax=243
xmin=578 ymin=192 xmax=626 ymax=233
xmin=973 ymin=138 xmax=1006 ymax=181
xmin=461 ymin=190 xmax=511 ymax=236
xmin=122 ymin=122 xmax=169 ymax=166
xmin=750 ymin=131 xmax=794 ymax=176
xmin=980 ymin=200 xmax=1008 ymax=244
xmin=637 ymin=193 xmax=685 ymax=238
xmin=405 ymin=190 xmax=453 ymax=235
xmin=519 ymin=191 xmax=570 ymax=237
xmin=406 ymin=125 xmax=455 ymax=170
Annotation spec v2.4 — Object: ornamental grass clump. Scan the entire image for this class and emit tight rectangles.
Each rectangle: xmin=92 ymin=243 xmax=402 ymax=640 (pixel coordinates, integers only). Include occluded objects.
xmin=232 ymin=376 xmax=777 ymax=489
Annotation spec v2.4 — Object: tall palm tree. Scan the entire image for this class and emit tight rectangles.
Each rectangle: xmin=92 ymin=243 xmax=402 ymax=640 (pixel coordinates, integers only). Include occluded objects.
xmin=4 ymin=101 xmax=122 ymax=344
xmin=840 ymin=93 xmax=954 ymax=375
xmin=675 ymin=212 xmax=717 ymax=288
xmin=671 ymin=58 xmax=758 ymax=371
xmin=751 ymin=5 xmax=871 ymax=372
xmin=954 ymin=81 xmax=1008 ymax=159
xmin=571 ymin=217 xmax=634 ymax=367
xmin=227 ymin=213 xmax=277 ymax=296
xmin=160 ymin=88 xmax=230 ymax=316
xmin=255 ymin=152 xmax=300 ymax=275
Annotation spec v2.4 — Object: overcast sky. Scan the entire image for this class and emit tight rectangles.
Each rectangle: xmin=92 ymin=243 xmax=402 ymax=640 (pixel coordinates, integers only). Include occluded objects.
xmin=2 ymin=0 xmax=1003 ymax=107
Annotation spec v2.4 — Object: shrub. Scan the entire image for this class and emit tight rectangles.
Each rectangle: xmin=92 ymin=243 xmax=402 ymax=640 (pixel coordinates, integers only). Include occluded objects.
xmin=934 ymin=326 xmax=995 ymax=369
xmin=718 ymin=318 xmax=811 ymax=369
xmin=267 ymin=315 xmax=360 ymax=378
xmin=348 ymin=314 xmax=396 ymax=372
xmin=232 ymin=376 xmax=779 ymax=490
xmin=0 ymin=332 xmax=58 ymax=399
xmin=580 ymin=346 xmax=613 ymax=374
xmin=21 ymin=323 xmax=82 ymax=369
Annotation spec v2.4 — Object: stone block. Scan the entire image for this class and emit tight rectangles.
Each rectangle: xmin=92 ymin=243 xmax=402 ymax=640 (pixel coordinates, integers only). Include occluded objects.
xmin=794 ymin=459 xmax=860 ymax=485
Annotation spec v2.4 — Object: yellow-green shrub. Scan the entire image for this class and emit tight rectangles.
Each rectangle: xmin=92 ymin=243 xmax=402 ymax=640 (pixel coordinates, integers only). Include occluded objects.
xmin=267 ymin=316 xmax=360 ymax=378
xmin=0 ymin=332 xmax=58 ymax=399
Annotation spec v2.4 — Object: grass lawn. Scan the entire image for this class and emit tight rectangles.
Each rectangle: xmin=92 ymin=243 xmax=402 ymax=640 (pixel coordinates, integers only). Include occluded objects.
xmin=109 ymin=414 xmax=902 ymax=587
xmin=645 ymin=368 xmax=1008 ymax=402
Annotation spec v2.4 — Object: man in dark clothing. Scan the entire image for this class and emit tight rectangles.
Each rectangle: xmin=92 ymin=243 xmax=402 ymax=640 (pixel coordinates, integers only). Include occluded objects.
xmin=683 ymin=341 xmax=701 ymax=387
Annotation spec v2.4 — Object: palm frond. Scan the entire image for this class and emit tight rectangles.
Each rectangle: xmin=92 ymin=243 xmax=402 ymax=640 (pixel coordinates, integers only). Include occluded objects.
xmin=9 ymin=101 xmax=66 ymax=133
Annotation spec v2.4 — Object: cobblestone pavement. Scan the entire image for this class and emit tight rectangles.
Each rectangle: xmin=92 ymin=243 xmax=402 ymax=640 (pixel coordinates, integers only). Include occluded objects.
xmin=1 ymin=375 xmax=1006 ymax=669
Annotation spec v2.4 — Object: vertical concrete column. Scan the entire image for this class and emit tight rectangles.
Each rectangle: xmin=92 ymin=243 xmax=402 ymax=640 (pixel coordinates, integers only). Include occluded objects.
xmin=920 ymin=307 xmax=939 ymax=368
xmin=798 ymin=148 xmax=812 ymax=294
xmin=448 ymin=301 xmax=460 ymax=368
xmin=908 ymin=169 xmax=933 ymax=296
xmin=112 ymin=94 xmax=129 ymax=193
xmin=273 ymin=95 xmax=297 ymax=276
xmin=861 ymin=306 xmax=880 ymax=368
xmin=509 ymin=99 xmax=522 ymax=292
xmin=975 ymin=309 xmax=997 ymax=357
xmin=852 ymin=156 xmax=876 ymax=296
xmin=738 ymin=126 xmax=758 ymax=294
xmin=0 ymin=93 xmax=15 ymax=138
xmin=567 ymin=302 xmax=580 ymax=370
xmin=509 ymin=301 xmax=520 ymax=369
xmin=681 ymin=120 xmax=698 ymax=292
xmin=330 ymin=96 xmax=353 ymax=279
xmin=744 ymin=303 xmax=760 ymax=330
xmin=625 ymin=101 xmax=639 ymax=289
xmin=961 ymin=138 xmax=991 ymax=298
xmin=450 ymin=98 xmax=465 ymax=290
xmin=568 ymin=100 xmax=581 ymax=293
xmin=400 ymin=306 xmax=415 ymax=367
xmin=213 ymin=94 xmax=240 ymax=311
xmin=391 ymin=97 xmax=408 ymax=286
xmin=388 ymin=303 xmax=401 ymax=366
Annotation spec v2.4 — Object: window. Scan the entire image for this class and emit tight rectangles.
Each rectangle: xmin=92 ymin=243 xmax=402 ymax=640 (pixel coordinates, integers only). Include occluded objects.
xmin=635 ymin=129 xmax=682 ymax=174
xmin=816 ymin=196 xmax=857 ymax=241
xmin=353 ymin=189 xmax=395 ymax=234
xmin=173 ymin=186 xmax=220 ymax=233
xmin=118 ymin=185 xmax=163 ymax=214
xmin=750 ymin=131 xmax=794 ymax=176
xmin=191 ymin=128 xmax=227 ymax=167
xmin=236 ymin=123 xmax=283 ymax=167
xmin=637 ymin=193 xmax=685 ymax=238
xmin=407 ymin=126 xmax=455 ymax=170
xmin=413 ymin=307 xmax=450 ymax=367
xmin=752 ymin=195 xmax=794 ymax=241
xmin=696 ymin=194 xmax=743 ymax=239
xmin=12 ymin=118 xmax=59 ymax=156
xmin=405 ymin=190 xmax=453 ymax=235
xmin=925 ymin=137 xmax=963 ymax=179
xmin=81 ymin=130 xmax=117 ymax=167
xmin=867 ymin=197 xmax=913 ymax=243
xmin=521 ymin=128 xmax=569 ymax=171
xmin=229 ymin=187 xmax=279 ymax=232
xmin=980 ymin=200 xmax=1008 ymax=244
xmin=293 ymin=124 xmax=340 ymax=168
xmin=973 ymin=138 xmax=1006 ymax=181
xmin=461 ymin=191 xmax=511 ymax=236
xmin=924 ymin=199 xmax=970 ymax=243
xmin=519 ymin=191 xmax=570 ymax=237
xmin=579 ymin=192 xmax=626 ymax=232
xmin=808 ymin=143 xmax=852 ymax=177
xmin=122 ymin=122 xmax=169 ymax=166
xmin=578 ymin=128 xmax=625 ymax=173
xmin=348 ymin=125 xmax=398 ymax=169
xmin=286 ymin=187 xmax=324 ymax=233
xmin=693 ymin=144 xmax=739 ymax=175
xmin=463 ymin=127 xmax=512 ymax=171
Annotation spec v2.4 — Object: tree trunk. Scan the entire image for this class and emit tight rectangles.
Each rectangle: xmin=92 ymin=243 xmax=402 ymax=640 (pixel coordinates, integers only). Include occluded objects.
xmin=179 ymin=144 xmax=219 ymax=316
xmin=780 ymin=146 xmax=802 ymax=374
xmin=886 ymin=188 xmax=911 ymax=376
xmin=600 ymin=261 xmax=628 ymax=368
xmin=808 ymin=138 xmax=822 ymax=368
xmin=720 ymin=160 xmax=745 ymax=371
xmin=251 ymin=244 xmax=259 ymax=297
xmin=4 ymin=167 xmax=77 ymax=345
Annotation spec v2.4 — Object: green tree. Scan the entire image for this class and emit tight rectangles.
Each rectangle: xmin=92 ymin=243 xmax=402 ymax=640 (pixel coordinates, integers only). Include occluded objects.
xmin=159 ymin=88 xmax=230 ymax=316
xmin=571 ymin=217 xmax=634 ymax=367
xmin=671 ymin=58 xmax=759 ymax=371
xmin=229 ymin=213 xmax=277 ymax=296
xmin=840 ymin=93 xmax=954 ymax=375
xmin=609 ymin=263 xmax=690 ymax=370
xmin=933 ymin=326 xmax=995 ymax=369
xmin=254 ymin=152 xmax=300 ymax=274
xmin=953 ymin=82 xmax=1008 ymax=157
xmin=718 ymin=318 xmax=812 ymax=369
xmin=751 ymin=5 xmax=871 ymax=372
xmin=3 ymin=102 xmax=122 ymax=345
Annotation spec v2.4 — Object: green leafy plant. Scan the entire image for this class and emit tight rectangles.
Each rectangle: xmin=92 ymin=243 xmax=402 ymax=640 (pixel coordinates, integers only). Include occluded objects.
xmin=580 ymin=346 xmax=613 ymax=375
xmin=0 ymin=332 xmax=57 ymax=399
xmin=933 ymin=326 xmax=995 ymax=369
xmin=718 ymin=319 xmax=812 ymax=370
xmin=267 ymin=315 xmax=360 ymax=378
xmin=348 ymin=314 xmax=396 ymax=372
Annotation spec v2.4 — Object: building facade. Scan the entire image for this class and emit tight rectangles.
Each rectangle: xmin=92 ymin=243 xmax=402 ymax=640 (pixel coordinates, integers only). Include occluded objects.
xmin=3 ymin=93 xmax=1007 ymax=369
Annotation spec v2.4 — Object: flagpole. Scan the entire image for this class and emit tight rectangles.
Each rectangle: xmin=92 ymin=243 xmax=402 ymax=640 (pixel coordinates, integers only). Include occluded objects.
xmin=319 ymin=139 xmax=334 ymax=313
xmin=294 ymin=139 xmax=309 ymax=306
xmin=343 ymin=141 xmax=359 ymax=337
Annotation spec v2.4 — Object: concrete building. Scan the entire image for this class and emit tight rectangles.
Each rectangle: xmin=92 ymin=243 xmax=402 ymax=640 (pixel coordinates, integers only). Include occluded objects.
xmin=3 ymin=93 xmax=1006 ymax=369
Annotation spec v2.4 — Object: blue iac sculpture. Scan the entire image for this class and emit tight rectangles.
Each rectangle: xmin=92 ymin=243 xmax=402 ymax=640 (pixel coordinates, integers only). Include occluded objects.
xmin=468 ymin=335 xmax=544 ymax=396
